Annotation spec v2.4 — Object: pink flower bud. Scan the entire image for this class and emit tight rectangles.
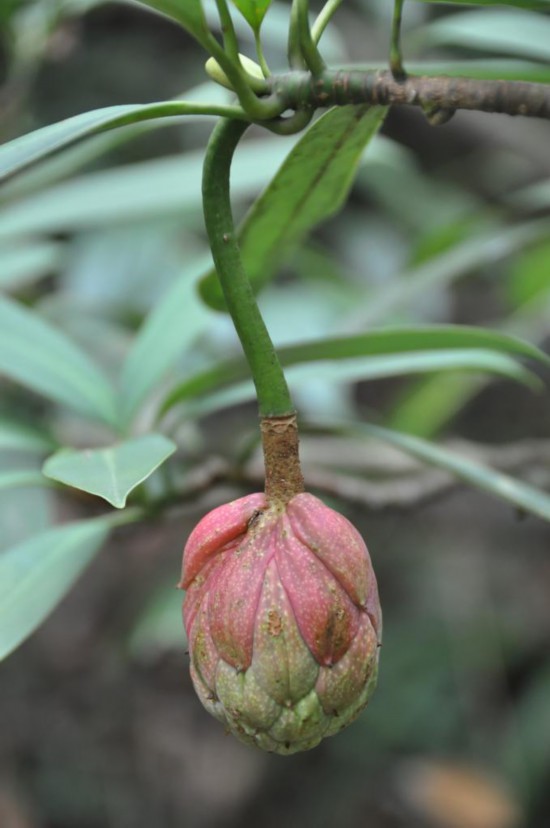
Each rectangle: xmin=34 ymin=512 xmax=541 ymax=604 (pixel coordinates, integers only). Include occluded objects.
xmin=180 ymin=492 xmax=381 ymax=754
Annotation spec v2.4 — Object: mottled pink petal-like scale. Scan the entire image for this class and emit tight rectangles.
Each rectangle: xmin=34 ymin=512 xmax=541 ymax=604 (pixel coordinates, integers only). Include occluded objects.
xmin=181 ymin=493 xmax=266 ymax=587
xmin=207 ymin=518 xmax=279 ymax=670
xmin=276 ymin=512 xmax=358 ymax=666
xmin=181 ymin=491 xmax=381 ymax=754
xmin=288 ymin=493 xmax=370 ymax=606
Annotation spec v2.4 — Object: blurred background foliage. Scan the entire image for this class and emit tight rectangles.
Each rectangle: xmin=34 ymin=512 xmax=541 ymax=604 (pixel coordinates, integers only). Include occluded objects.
xmin=0 ymin=0 xmax=550 ymax=826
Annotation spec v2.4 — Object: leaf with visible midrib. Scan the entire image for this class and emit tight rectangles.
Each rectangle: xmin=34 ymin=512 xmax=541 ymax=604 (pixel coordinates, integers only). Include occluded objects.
xmin=199 ymin=105 xmax=388 ymax=310
xmin=43 ymin=434 xmax=177 ymax=508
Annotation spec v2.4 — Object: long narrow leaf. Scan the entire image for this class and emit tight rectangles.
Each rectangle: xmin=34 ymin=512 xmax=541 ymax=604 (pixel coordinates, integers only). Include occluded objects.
xmin=320 ymin=420 xmax=550 ymax=523
xmin=0 ymin=518 xmax=111 ymax=660
xmin=0 ymin=100 xmax=244 ymax=185
xmin=160 ymin=325 xmax=547 ymax=415
xmin=417 ymin=9 xmax=550 ymax=62
xmin=199 ymin=105 xmax=388 ymax=309
xmin=119 ymin=263 xmax=211 ymax=423
xmin=0 ymin=137 xmax=301 ymax=239
xmin=0 ymin=296 xmax=119 ymax=427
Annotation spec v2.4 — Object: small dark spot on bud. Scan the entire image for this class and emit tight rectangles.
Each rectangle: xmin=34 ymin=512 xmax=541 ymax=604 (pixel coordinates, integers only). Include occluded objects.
xmin=332 ymin=709 xmax=339 ymax=717
xmin=285 ymin=741 xmax=291 ymax=750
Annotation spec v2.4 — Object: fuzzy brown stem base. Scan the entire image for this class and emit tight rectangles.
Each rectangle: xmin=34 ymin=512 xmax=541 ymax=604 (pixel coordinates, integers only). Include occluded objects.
xmin=261 ymin=414 xmax=305 ymax=506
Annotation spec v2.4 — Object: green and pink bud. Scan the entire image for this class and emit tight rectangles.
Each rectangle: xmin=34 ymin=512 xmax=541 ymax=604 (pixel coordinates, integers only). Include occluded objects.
xmin=180 ymin=491 xmax=381 ymax=754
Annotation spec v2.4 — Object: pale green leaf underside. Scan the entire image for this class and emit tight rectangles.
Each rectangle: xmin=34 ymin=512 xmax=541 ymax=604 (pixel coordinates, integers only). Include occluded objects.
xmin=160 ymin=325 xmax=547 ymax=414
xmin=323 ymin=421 xmax=550 ymax=524
xmin=0 ymin=419 xmax=55 ymax=453
xmin=0 ymin=471 xmax=51 ymax=491
xmin=0 ymin=296 xmax=119 ymax=427
xmin=119 ymin=269 xmax=211 ymax=424
xmin=0 ymin=518 xmax=110 ymax=661
xmin=199 ymin=105 xmax=388 ymax=309
xmin=43 ymin=434 xmax=177 ymax=507
xmin=419 ymin=9 xmax=550 ymax=62
xmin=415 ymin=0 xmax=550 ymax=8
xmin=163 ymin=349 xmax=539 ymax=422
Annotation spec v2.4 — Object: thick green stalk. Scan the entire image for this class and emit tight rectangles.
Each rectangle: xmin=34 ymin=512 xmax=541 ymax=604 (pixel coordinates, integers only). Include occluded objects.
xmin=202 ymin=119 xmax=294 ymax=417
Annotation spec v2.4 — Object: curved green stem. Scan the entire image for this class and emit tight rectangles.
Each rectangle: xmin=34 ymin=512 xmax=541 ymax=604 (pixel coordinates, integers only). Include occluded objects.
xmin=297 ymin=0 xmax=326 ymax=75
xmin=202 ymin=119 xmax=294 ymax=417
xmin=312 ymin=0 xmax=343 ymax=45
xmin=215 ymin=0 xmax=240 ymax=61
xmin=390 ymin=0 xmax=407 ymax=80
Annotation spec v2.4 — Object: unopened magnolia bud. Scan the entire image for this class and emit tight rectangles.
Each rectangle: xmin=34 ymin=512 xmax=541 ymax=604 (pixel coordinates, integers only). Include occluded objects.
xmin=180 ymin=492 xmax=381 ymax=754
xmin=205 ymin=54 xmax=266 ymax=93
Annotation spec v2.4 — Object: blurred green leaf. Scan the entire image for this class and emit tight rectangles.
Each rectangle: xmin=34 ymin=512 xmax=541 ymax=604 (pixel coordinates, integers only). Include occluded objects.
xmin=0 ymin=296 xmax=119 ymax=427
xmin=0 ymin=419 xmax=55 ymax=453
xmin=500 ymin=663 xmax=550 ymax=802
xmin=0 ymin=137 xmax=301 ymax=239
xmin=42 ymin=434 xmax=176 ymax=507
xmin=388 ymin=372 xmax=486 ymax=437
xmin=506 ymin=239 xmax=550 ymax=309
xmin=161 ymin=325 xmax=547 ymax=414
xmin=0 ymin=471 xmax=51 ymax=491
xmin=129 ymin=582 xmax=186 ymax=659
xmin=346 ymin=59 xmax=550 ymax=82
xmin=417 ymin=9 xmax=550 ymax=62
xmin=510 ymin=178 xmax=550 ymax=210
xmin=120 ymin=264 xmax=212 ymax=423
xmin=164 ymin=349 xmax=540 ymax=421
xmin=325 ymin=421 xmax=550 ymax=523
xmin=199 ymin=106 xmax=388 ymax=310
xmin=352 ymin=220 xmax=550 ymax=326
xmin=130 ymin=0 xmax=208 ymax=41
xmin=0 ymin=242 xmax=64 ymax=289
xmin=415 ymin=0 xmax=550 ymax=8
xmin=0 ymin=100 xmax=242 ymax=186
xmin=231 ymin=0 xmax=272 ymax=29
xmin=0 ymin=517 xmax=110 ymax=661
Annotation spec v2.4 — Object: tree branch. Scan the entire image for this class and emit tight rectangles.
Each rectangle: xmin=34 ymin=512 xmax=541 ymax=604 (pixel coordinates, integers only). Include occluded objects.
xmin=268 ymin=69 xmax=550 ymax=121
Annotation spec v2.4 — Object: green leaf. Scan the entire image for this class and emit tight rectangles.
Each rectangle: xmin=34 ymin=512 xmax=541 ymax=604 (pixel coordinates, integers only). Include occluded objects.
xmin=506 ymin=239 xmax=550 ymax=308
xmin=0 ymin=296 xmax=119 ymax=427
xmin=0 ymin=242 xmax=64 ymax=289
xmin=387 ymin=372 xmax=481 ymax=437
xmin=348 ymin=59 xmax=550 ymax=82
xmin=42 ymin=434 xmax=177 ymax=508
xmin=231 ymin=0 xmax=272 ymax=30
xmin=160 ymin=325 xmax=547 ymax=414
xmin=163 ymin=349 xmax=539 ymax=421
xmin=199 ymin=105 xmax=388 ymax=310
xmin=355 ymin=220 xmax=550 ymax=326
xmin=0 ymin=471 xmax=51 ymax=491
xmin=119 ymin=264 xmax=212 ymax=424
xmin=415 ymin=0 xmax=550 ymax=8
xmin=418 ymin=9 xmax=550 ymax=62
xmin=0 ymin=517 xmax=110 ymax=661
xmin=324 ymin=421 xmax=550 ymax=523
xmin=0 ymin=137 xmax=300 ymax=239
xmin=0 ymin=100 xmax=243 ymax=186
xmin=127 ymin=0 xmax=208 ymax=42
xmin=130 ymin=583 xmax=186 ymax=658
xmin=0 ymin=419 xmax=55 ymax=453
